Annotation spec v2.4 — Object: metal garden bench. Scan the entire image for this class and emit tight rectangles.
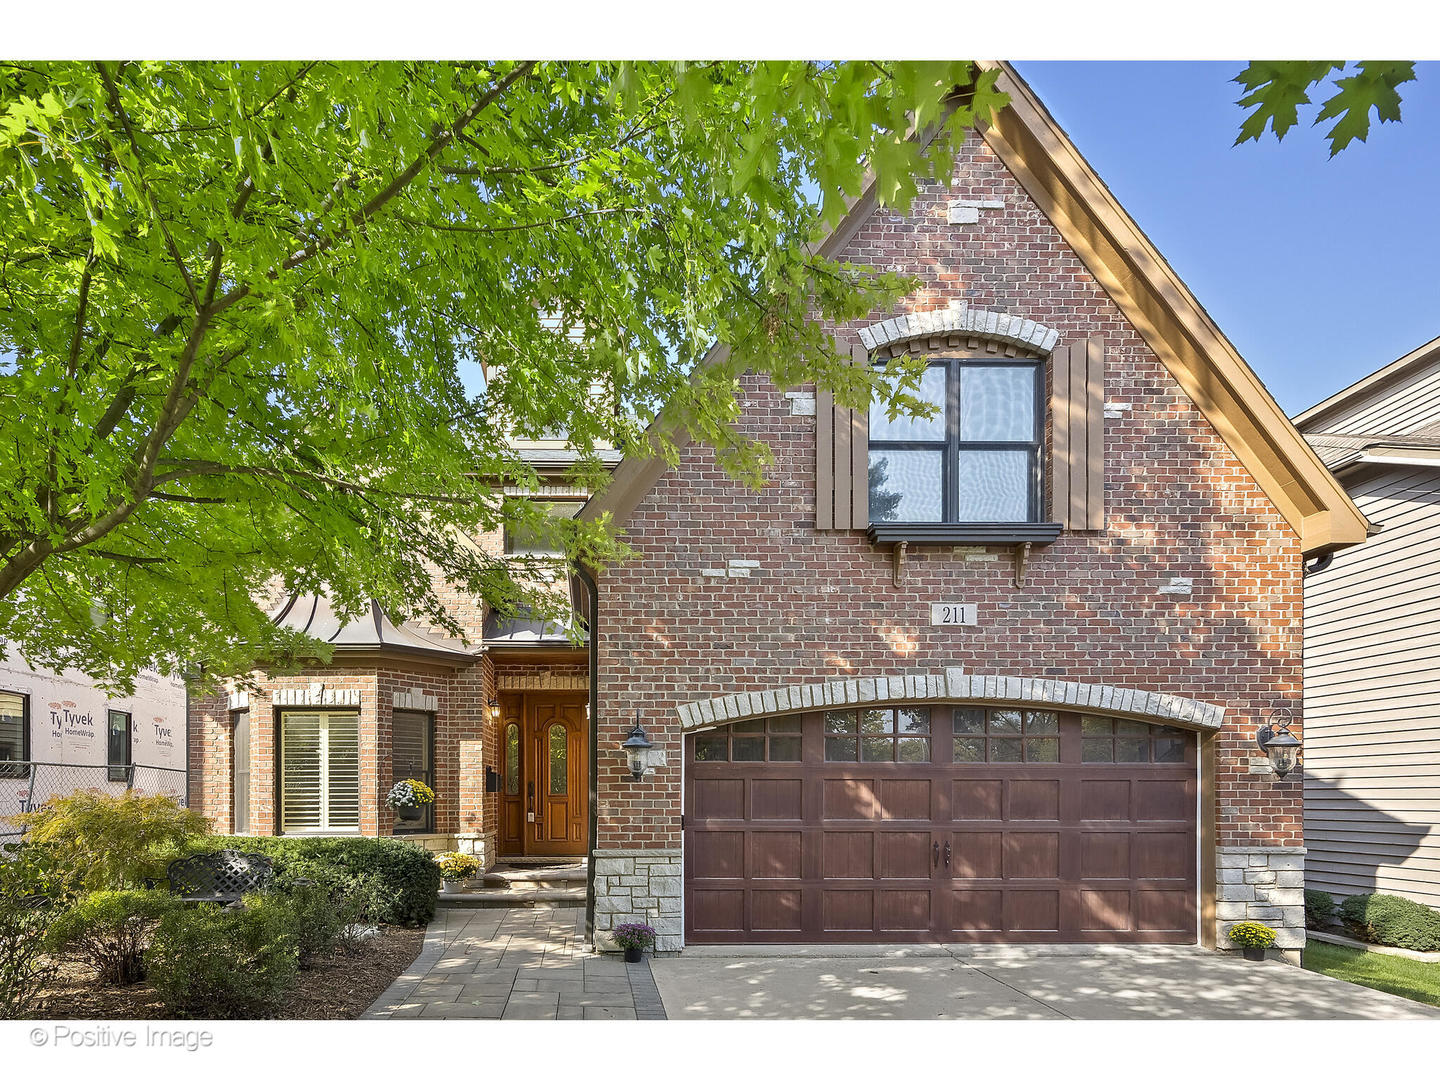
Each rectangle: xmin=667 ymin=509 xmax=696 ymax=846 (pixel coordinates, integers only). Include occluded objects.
xmin=166 ymin=849 xmax=275 ymax=903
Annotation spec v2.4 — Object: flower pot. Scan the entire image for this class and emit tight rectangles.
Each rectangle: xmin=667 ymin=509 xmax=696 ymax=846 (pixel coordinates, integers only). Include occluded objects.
xmin=441 ymin=878 xmax=466 ymax=894
xmin=395 ymin=805 xmax=423 ymax=822
xmin=624 ymin=946 xmax=644 ymax=963
xmin=1242 ymin=946 xmax=1266 ymax=961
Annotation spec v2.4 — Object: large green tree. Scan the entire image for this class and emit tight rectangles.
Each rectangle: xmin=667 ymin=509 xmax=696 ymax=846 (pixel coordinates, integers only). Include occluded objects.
xmin=0 ymin=61 xmax=1003 ymax=687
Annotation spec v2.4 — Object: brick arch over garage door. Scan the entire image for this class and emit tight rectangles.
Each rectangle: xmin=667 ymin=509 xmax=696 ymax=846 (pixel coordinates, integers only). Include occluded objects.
xmin=674 ymin=669 xmax=1227 ymax=732
xmin=679 ymin=671 xmax=1217 ymax=945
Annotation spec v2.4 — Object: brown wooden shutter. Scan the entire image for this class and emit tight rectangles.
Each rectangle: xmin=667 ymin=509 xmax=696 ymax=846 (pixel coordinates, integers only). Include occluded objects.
xmin=814 ymin=338 xmax=870 ymax=530
xmin=1049 ymin=335 xmax=1106 ymax=530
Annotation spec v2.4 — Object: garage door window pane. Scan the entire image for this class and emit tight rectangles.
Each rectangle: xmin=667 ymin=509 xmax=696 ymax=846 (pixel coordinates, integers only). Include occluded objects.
xmin=897 ymin=737 xmax=930 ymax=762
xmin=990 ymin=739 xmax=1022 ymax=763
xmin=770 ymin=715 xmax=802 ymax=733
xmin=1154 ymin=737 xmax=1186 ymax=763
xmin=898 ymin=709 xmax=930 ymax=734
xmin=990 ymin=711 xmax=1022 ymax=735
xmin=861 ymin=737 xmax=893 ymax=762
xmin=859 ymin=709 xmax=891 ymax=735
xmin=768 ymin=736 xmax=802 ymax=761
xmin=694 ymin=736 xmax=728 ymax=761
xmin=732 ymin=737 xmax=765 ymax=762
xmin=954 ymin=737 xmax=985 ymax=762
xmin=1116 ymin=738 xmax=1148 ymax=763
xmin=1024 ymin=712 xmax=1058 ymax=734
xmin=734 ymin=718 xmax=765 ymax=733
xmin=1025 ymin=738 xmax=1060 ymax=763
xmin=954 ymin=708 xmax=985 ymax=734
xmin=1083 ymin=738 xmax=1113 ymax=763
xmin=1082 ymin=717 xmax=1112 ymax=737
xmin=825 ymin=737 xmax=857 ymax=762
xmin=825 ymin=712 xmax=857 ymax=734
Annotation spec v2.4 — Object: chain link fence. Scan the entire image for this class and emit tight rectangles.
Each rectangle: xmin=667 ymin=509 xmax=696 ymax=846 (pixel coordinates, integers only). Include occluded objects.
xmin=0 ymin=761 xmax=189 ymax=843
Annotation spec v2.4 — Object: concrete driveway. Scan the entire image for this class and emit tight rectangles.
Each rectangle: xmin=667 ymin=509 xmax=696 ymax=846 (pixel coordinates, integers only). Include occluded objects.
xmin=651 ymin=945 xmax=1439 ymax=1020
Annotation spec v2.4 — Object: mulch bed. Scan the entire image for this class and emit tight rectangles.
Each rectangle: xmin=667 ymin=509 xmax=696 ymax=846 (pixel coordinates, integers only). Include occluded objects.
xmin=29 ymin=925 xmax=425 ymax=1021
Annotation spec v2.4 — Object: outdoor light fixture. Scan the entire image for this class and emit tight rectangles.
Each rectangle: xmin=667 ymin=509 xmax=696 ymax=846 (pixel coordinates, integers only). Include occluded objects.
xmin=621 ymin=714 xmax=654 ymax=780
xmin=487 ymin=697 xmax=501 ymax=721
xmin=1256 ymin=709 xmax=1301 ymax=779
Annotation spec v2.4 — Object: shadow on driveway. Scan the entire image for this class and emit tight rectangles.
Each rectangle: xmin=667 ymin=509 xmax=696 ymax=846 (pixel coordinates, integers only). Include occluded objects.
xmin=651 ymin=945 xmax=1440 ymax=1020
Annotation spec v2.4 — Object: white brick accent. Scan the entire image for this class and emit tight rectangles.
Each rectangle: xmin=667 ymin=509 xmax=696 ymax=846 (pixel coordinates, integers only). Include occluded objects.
xmin=857 ymin=301 xmax=1060 ymax=356
xmin=227 ymin=689 xmax=251 ymax=710
xmin=784 ymin=391 xmax=816 ymax=415
xmin=393 ymin=687 xmax=438 ymax=711
xmin=1158 ymin=577 xmax=1194 ymax=596
xmin=676 ymin=668 xmax=1226 ymax=731
xmin=272 ymin=682 xmax=361 ymax=706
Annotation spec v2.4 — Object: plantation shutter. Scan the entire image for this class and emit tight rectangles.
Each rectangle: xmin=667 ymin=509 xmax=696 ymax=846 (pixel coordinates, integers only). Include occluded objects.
xmin=280 ymin=711 xmax=360 ymax=832
xmin=1050 ymin=336 xmax=1106 ymax=531
xmin=815 ymin=337 xmax=870 ymax=530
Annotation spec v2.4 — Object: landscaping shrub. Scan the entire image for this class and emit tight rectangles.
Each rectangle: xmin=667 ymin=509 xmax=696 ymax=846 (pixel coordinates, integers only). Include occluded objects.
xmin=0 ymin=843 xmax=73 ymax=1019
xmin=146 ymin=895 xmax=299 ymax=1018
xmin=46 ymin=889 xmax=181 ymax=985
xmin=16 ymin=791 xmax=210 ymax=890
xmin=1339 ymin=892 xmax=1440 ymax=952
xmin=271 ymin=879 xmax=349 ymax=968
xmin=1305 ymin=888 xmax=1338 ymax=930
xmin=181 ymin=836 xmax=439 ymax=925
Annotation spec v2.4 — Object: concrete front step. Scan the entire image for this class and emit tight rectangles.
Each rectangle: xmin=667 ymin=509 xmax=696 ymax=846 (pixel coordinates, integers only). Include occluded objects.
xmin=482 ymin=862 xmax=587 ymax=891
xmin=437 ymin=885 xmax=586 ymax=908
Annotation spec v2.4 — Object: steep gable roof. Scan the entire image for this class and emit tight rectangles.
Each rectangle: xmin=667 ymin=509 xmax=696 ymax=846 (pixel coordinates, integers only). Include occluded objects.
xmin=583 ymin=63 xmax=1369 ymax=557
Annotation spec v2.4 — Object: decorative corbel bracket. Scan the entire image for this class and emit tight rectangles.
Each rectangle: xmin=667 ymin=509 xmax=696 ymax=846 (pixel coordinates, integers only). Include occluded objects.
xmin=1013 ymin=541 xmax=1031 ymax=589
xmin=893 ymin=540 xmax=908 ymax=588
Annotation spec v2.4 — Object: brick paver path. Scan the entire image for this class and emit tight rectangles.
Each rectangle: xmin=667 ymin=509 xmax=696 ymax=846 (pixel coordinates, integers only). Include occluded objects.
xmin=363 ymin=905 xmax=666 ymax=1020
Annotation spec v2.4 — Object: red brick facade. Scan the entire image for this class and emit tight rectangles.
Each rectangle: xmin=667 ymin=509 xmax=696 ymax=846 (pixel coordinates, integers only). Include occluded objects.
xmin=591 ymin=134 xmax=1303 ymax=856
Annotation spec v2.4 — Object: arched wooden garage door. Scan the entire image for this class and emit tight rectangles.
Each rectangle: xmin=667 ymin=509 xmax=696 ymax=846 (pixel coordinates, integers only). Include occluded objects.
xmin=683 ymin=705 xmax=1197 ymax=944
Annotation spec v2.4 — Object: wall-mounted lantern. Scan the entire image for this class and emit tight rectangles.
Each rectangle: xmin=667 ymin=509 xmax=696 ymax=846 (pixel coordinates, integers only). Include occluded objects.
xmin=621 ymin=714 xmax=654 ymax=780
xmin=487 ymin=696 xmax=501 ymax=722
xmin=1256 ymin=709 xmax=1301 ymax=779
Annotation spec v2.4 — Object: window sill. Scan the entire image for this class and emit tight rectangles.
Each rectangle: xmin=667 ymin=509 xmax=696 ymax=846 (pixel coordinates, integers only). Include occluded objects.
xmin=865 ymin=522 xmax=1063 ymax=546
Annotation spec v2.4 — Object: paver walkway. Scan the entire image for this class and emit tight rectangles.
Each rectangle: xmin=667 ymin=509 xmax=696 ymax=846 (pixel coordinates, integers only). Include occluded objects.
xmin=363 ymin=905 xmax=665 ymax=1020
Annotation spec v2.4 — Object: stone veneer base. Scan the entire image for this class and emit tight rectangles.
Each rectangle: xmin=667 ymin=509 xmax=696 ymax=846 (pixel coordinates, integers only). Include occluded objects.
xmin=591 ymin=848 xmax=684 ymax=952
xmin=1216 ymin=845 xmax=1305 ymax=964
xmin=392 ymin=832 xmax=496 ymax=872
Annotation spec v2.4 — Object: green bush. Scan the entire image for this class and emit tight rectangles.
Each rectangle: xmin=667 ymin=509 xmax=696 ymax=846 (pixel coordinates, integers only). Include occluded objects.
xmin=46 ymin=889 xmax=181 ymax=985
xmin=16 ymin=791 xmax=210 ymax=890
xmin=180 ymin=836 xmax=439 ymax=925
xmin=0 ymin=843 xmax=74 ymax=1019
xmin=1305 ymin=888 xmax=1338 ymax=930
xmin=146 ymin=896 xmax=299 ymax=1019
xmin=1339 ymin=892 xmax=1440 ymax=952
xmin=271 ymin=879 xmax=349 ymax=968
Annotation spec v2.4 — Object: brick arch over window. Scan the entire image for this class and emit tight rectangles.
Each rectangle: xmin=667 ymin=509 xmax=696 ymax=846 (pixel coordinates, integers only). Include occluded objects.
xmin=858 ymin=302 xmax=1060 ymax=357
xmin=674 ymin=668 xmax=1225 ymax=732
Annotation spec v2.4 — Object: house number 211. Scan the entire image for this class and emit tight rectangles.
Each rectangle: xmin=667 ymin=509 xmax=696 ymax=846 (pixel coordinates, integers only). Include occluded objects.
xmin=930 ymin=603 xmax=978 ymax=627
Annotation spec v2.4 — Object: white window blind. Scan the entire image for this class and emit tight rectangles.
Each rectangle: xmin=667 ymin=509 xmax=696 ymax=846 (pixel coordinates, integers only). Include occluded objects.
xmin=281 ymin=711 xmax=361 ymax=832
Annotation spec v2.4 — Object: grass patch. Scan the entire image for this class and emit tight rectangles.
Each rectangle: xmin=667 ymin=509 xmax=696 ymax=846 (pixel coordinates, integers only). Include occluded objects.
xmin=1304 ymin=941 xmax=1440 ymax=1009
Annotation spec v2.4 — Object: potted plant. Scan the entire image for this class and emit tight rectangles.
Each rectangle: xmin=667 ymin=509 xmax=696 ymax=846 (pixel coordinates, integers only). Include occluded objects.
xmin=613 ymin=922 xmax=657 ymax=963
xmin=435 ymin=851 xmax=479 ymax=894
xmin=386 ymin=778 xmax=435 ymax=822
xmin=1227 ymin=920 xmax=1277 ymax=961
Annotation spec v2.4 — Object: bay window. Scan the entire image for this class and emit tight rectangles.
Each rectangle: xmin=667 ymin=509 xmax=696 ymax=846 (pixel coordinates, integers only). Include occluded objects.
xmin=280 ymin=710 xmax=361 ymax=833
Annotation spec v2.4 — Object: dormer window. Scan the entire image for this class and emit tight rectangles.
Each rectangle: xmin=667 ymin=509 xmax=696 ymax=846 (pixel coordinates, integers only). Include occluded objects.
xmin=868 ymin=357 xmax=1042 ymax=524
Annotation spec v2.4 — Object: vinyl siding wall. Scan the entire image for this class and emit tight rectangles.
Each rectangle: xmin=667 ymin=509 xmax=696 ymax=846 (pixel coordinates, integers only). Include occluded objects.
xmin=1319 ymin=364 xmax=1440 ymax=435
xmin=1304 ymin=465 xmax=1440 ymax=905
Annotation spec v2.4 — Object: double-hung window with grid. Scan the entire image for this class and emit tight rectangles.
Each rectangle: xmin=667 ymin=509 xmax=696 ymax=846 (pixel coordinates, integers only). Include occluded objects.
xmin=868 ymin=357 xmax=1043 ymax=524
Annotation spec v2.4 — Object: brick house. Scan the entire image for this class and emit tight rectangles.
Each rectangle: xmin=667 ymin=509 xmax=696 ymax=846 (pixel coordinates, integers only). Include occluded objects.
xmin=188 ymin=63 xmax=1368 ymax=960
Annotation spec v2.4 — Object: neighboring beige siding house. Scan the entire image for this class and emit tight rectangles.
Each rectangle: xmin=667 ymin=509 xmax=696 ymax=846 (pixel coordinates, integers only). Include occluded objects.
xmin=1297 ymin=334 xmax=1440 ymax=907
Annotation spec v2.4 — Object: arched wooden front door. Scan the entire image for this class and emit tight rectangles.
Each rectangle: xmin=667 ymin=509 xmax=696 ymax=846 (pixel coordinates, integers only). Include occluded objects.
xmin=499 ymin=694 xmax=587 ymax=857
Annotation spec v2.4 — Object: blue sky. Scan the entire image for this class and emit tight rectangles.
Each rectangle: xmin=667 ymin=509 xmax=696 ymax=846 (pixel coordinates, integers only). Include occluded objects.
xmin=1014 ymin=61 xmax=1440 ymax=415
